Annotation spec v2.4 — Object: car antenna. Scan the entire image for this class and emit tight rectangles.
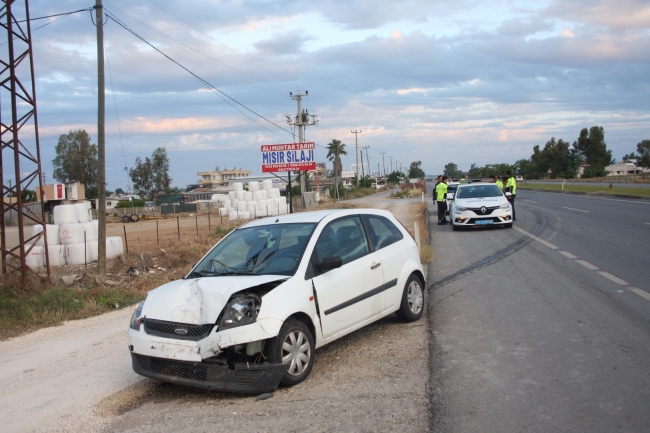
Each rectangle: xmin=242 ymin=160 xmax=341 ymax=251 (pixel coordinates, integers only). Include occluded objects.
xmin=275 ymin=219 xmax=279 ymax=223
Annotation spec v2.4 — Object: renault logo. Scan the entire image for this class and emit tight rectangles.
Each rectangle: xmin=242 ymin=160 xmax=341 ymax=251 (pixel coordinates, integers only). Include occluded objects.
xmin=480 ymin=206 xmax=487 ymax=214
xmin=174 ymin=328 xmax=188 ymax=335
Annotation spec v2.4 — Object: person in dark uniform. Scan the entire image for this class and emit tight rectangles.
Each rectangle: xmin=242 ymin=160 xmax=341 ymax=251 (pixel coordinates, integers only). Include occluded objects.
xmin=436 ymin=176 xmax=449 ymax=225
xmin=504 ymin=170 xmax=517 ymax=221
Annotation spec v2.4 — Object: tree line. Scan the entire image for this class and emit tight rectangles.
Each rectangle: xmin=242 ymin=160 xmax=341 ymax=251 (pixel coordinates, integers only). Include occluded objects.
xmin=443 ymin=126 xmax=650 ymax=180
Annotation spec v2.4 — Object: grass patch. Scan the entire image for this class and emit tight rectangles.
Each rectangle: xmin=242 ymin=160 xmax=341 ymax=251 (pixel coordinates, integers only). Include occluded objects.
xmin=341 ymin=186 xmax=387 ymax=200
xmin=518 ymin=183 xmax=650 ymax=197
xmin=391 ymin=189 xmax=422 ymax=199
xmin=0 ymin=285 xmax=144 ymax=340
xmin=416 ymin=203 xmax=434 ymax=264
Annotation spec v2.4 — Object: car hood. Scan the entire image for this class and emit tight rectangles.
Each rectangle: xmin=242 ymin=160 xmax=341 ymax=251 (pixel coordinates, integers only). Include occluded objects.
xmin=454 ymin=196 xmax=507 ymax=207
xmin=141 ymin=275 xmax=288 ymax=325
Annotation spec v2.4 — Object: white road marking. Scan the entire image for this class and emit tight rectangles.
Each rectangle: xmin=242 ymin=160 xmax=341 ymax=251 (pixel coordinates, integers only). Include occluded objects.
xmin=562 ymin=206 xmax=589 ymax=213
xmin=513 ymin=219 xmax=650 ymax=303
xmin=514 ymin=227 xmax=558 ymax=249
xmin=576 ymin=260 xmax=599 ymax=271
xmin=646 ymin=223 xmax=650 ymax=225
xmin=627 ymin=287 xmax=650 ymax=302
xmin=558 ymin=251 xmax=577 ymax=259
xmin=522 ymin=199 xmax=538 ymax=203
xmin=598 ymin=271 xmax=628 ymax=286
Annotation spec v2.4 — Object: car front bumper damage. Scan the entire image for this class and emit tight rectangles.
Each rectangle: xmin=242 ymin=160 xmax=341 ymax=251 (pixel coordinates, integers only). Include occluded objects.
xmin=130 ymin=352 xmax=288 ymax=393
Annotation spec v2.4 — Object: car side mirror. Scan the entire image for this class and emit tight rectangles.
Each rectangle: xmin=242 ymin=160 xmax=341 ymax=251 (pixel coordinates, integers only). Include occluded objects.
xmin=505 ymin=192 xmax=512 ymax=197
xmin=446 ymin=193 xmax=454 ymax=200
xmin=316 ymin=256 xmax=342 ymax=273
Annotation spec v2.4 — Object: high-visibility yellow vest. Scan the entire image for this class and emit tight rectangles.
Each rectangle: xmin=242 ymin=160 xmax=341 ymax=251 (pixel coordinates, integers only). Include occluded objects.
xmin=505 ymin=177 xmax=517 ymax=194
xmin=495 ymin=180 xmax=503 ymax=190
xmin=436 ymin=182 xmax=448 ymax=201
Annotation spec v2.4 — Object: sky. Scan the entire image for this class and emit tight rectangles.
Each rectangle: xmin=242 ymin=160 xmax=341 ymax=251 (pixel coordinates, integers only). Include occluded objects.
xmin=2 ymin=0 xmax=649 ymax=192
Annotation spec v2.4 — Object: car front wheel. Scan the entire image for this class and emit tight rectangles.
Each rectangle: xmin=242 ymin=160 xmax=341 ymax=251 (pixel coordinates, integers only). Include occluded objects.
xmin=396 ymin=274 xmax=424 ymax=322
xmin=264 ymin=319 xmax=315 ymax=387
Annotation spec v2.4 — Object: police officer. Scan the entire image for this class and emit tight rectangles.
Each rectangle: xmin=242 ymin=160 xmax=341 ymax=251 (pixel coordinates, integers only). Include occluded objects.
xmin=504 ymin=170 xmax=517 ymax=220
xmin=436 ymin=176 xmax=449 ymax=225
xmin=433 ymin=175 xmax=442 ymax=203
xmin=492 ymin=175 xmax=503 ymax=190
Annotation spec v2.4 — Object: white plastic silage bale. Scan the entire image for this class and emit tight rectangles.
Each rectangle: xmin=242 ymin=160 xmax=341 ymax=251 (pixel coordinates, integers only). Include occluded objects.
xmin=246 ymin=201 xmax=256 ymax=212
xmin=60 ymin=223 xmax=86 ymax=245
xmin=219 ymin=207 xmax=228 ymax=216
xmin=228 ymin=207 xmax=236 ymax=214
xmin=32 ymin=224 xmax=61 ymax=246
xmin=262 ymin=179 xmax=273 ymax=190
xmin=87 ymin=241 xmax=99 ymax=261
xmin=235 ymin=190 xmax=244 ymax=201
xmin=259 ymin=190 xmax=268 ymax=200
xmin=237 ymin=201 xmax=247 ymax=211
xmin=48 ymin=244 xmax=67 ymax=267
xmin=107 ymin=236 xmax=124 ymax=259
xmin=257 ymin=208 xmax=267 ymax=217
xmin=24 ymin=244 xmax=45 ymax=268
xmin=233 ymin=182 xmax=244 ymax=191
xmin=223 ymin=199 xmax=231 ymax=208
xmin=242 ymin=211 xmax=251 ymax=220
xmin=231 ymin=199 xmax=239 ymax=209
xmin=65 ymin=243 xmax=92 ymax=265
xmin=74 ymin=203 xmax=90 ymax=223
xmin=53 ymin=205 xmax=77 ymax=225
xmin=268 ymin=207 xmax=278 ymax=217
xmin=228 ymin=191 xmax=236 ymax=200
xmin=82 ymin=222 xmax=98 ymax=242
xmin=85 ymin=201 xmax=92 ymax=210
xmin=252 ymin=191 xmax=262 ymax=201
xmin=248 ymin=181 xmax=259 ymax=191
xmin=228 ymin=211 xmax=239 ymax=220
xmin=243 ymin=191 xmax=253 ymax=201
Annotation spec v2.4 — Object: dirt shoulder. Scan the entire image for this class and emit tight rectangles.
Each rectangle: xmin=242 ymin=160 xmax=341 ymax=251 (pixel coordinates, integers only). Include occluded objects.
xmin=0 ymin=195 xmax=431 ymax=433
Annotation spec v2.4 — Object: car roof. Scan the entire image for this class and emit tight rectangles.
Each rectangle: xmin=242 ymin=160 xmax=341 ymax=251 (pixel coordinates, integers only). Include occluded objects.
xmin=239 ymin=208 xmax=394 ymax=228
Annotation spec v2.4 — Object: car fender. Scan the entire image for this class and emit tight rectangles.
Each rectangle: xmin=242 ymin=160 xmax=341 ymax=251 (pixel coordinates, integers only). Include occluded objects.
xmin=386 ymin=256 xmax=425 ymax=310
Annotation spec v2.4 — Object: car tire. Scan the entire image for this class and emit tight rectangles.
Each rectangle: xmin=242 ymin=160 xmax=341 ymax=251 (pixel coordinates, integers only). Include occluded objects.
xmin=130 ymin=214 xmax=139 ymax=222
xmin=395 ymin=274 xmax=424 ymax=323
xmin=264 ymin=319 xmax=315 ymax=387
xmin=121 ymin=215 xmax=130 ymax=223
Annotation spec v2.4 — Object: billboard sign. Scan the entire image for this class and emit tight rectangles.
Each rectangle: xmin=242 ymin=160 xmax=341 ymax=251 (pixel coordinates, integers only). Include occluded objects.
xmin=261 ymin=142 xmax=316 ymax=173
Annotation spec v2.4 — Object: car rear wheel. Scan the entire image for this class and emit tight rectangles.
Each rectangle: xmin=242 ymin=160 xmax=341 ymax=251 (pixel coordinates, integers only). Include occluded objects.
xmin=396 ymin=274 xmax=424 ymax=322
xmin=264 ymin=319 xmax=315 ymax=387
xmin=121 ymin=215 xmax=130 ymax=223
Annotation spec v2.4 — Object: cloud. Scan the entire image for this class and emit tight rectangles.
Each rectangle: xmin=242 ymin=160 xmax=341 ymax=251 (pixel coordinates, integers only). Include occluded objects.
xmin=253 ymin=31 xmax=315 ymax=55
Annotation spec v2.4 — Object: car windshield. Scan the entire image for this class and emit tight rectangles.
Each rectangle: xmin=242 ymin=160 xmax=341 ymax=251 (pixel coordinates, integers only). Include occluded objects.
xmin=456 ymin=184 xmax=504 ymax=199
xmin=190 ymin=223 xmax=317 ymax=277
xmin=447 ymin=184 xmax=459 ymax=193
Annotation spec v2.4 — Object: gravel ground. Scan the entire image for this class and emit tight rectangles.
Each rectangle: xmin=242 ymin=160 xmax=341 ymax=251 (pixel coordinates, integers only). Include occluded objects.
xmin=1 ymin=193 xmax=431 ymax=432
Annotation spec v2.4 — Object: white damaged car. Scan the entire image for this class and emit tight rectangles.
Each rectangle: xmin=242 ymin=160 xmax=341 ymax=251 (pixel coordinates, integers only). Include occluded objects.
xmin=449 ymin=183 xmax=513 ymax=230
xmin=128 ymin=209 xmax=425 ymax=393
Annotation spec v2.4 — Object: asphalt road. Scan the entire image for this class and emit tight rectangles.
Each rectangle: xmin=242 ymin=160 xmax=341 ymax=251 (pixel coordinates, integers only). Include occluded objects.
xmin=428 ymin=190 xmax=650 ymax=432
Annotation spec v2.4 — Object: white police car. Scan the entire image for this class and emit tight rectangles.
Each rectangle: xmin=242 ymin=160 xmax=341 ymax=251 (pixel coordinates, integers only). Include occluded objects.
xmin=448 ymin=184 xmax=513 ymax=230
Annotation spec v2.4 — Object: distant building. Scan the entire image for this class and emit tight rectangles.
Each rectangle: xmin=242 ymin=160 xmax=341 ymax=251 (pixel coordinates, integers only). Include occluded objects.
xmin=605 ymin=160 xmax=648 ymax=176
xmin=196 ymin=168 xmax=252 ymax=186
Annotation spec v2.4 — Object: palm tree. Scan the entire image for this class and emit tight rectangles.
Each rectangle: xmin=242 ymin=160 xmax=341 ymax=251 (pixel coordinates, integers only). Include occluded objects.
xmin=326 ymin=139 xmax=347 ymax=194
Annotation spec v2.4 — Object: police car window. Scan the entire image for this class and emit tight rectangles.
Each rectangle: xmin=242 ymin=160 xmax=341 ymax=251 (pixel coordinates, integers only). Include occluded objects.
xmin=314 ymin=217 xmax=369 ymax=265
xmin=457 ymin=185 xmax=503 ymax=198
xmin=362 ymin=215 xmax=404 ymax=250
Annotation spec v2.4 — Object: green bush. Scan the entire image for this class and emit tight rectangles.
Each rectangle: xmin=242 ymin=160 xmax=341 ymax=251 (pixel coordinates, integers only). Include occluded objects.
xmin=115 ymin=199 xmax=146 ymax=208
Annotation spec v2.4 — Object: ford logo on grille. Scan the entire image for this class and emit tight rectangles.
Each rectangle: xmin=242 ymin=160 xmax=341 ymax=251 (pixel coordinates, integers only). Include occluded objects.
xmin=480 ymin=206 xmax=487 ymax=214
xmin=174 ymin=328 xmax=188 ymax=335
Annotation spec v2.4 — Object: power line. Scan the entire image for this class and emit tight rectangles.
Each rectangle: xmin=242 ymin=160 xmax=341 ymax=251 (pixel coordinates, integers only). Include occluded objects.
xmin=104 ymin=11 xmax=296 ymax=142
xmin=16 ymin=7 xmax=93 ymax=23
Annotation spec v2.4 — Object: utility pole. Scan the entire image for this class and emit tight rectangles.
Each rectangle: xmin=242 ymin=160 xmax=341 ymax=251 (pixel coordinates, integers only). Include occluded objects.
xmin=380 ymin=152 xmax=386 ymax=177
xmin=288 ymin=91 xmax=317 ymax=200
xmin=389 ymin=156 xmax=394 ymax=174
xmin=96 ymin=0 xmax=107 ymax=274
xmin=351 ymin=130 xmax=361 ymax=185
xmin=362 ymin=146 xmax=370 ymax=178
xmin=360 ymin=151 xmax=365 ymax=181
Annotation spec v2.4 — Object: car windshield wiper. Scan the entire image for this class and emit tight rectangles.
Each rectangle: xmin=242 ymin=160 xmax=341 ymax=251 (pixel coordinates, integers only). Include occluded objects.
xmin=185 ymin=270 xmax=206 ymax=279
xmin=214 ymin=270 xmax=256 ymax=276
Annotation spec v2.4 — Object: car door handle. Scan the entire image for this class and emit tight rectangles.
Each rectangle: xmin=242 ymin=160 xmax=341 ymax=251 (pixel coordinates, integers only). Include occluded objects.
xmin=371 ymin=262 xmax=381 ymax=270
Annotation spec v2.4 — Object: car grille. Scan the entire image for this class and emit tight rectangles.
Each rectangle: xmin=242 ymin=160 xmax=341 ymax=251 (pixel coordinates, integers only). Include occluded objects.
xmin=467 ymin=205 xmax=500 ymax=216
xmin=134 ymin=354 xmax=227 ymax=382
xmin=143 ymin=319 xmax=214 ymax=341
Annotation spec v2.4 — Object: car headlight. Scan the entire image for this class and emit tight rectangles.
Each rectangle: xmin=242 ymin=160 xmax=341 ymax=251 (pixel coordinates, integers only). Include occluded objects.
xmin=219 ymin=296 xmax=260 ymax=331
xmin=129 ymin=301 xmax=144 ymax=330
xmin=454 ymin=205 xmax=468 ymax=212
xmin=499 ymin=203 xmax=511 ymax=209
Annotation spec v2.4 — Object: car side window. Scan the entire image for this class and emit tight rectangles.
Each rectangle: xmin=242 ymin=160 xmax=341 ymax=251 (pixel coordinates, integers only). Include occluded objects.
xmin=361 ymin=215 xmax=404 ymax=250
xmin=314 ymin=217 xmax=369 ymax=265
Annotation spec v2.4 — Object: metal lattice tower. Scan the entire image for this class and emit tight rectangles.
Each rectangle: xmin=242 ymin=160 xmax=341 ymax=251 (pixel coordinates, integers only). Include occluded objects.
xmin=1 ymin=0 xmax=50 ymax=284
